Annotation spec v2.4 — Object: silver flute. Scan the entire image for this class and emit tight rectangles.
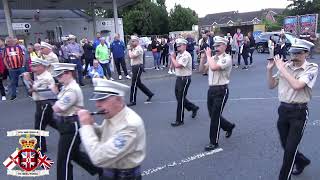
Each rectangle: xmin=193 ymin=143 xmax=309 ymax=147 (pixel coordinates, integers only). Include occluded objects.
xmin=90 ymin=111 xmax=106 ymax=115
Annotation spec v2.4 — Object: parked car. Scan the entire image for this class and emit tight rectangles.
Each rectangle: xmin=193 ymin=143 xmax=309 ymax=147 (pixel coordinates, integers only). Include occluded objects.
xmin=139 ymin=37 xmax=152 ymax=50
xmin=255 ymin=32 xmax=298 ymax=53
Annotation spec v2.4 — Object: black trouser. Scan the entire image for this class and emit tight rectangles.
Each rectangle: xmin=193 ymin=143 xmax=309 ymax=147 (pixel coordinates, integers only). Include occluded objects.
xmin=142 ymin=52 xmax=146 ymax=71
xmin=175 ymin=76 xmax=198 ymax=123
xmin=114 ymin=57 xmax=129 ymax=76
xmin=277 ymin=102 xmax=309 ymax=180
xmin=0 ymin=74 xmax=5 ymax=96
xmin=56 ymin=117 xmax=102 ymax=180
xmin=161 ymin=52 xmax=169 ymax=66
xmin=130 ymin=64 xmax=153 ymax=103
xmin=34 ymin=100 xmax=57 ymax=152
xmin=237 ymin=47 xmax=242 ymax=65
xmin=207 ymin=85 xmax=233 ymax=145
xmin=84 ymin=58 xmax=94 ymax=75
xmin=241 ymin=53 xmax=249 ymax=66
xmin=249 ymin=48 xmax=254 ymax=64
xmin=100 ymin=166 xmax=142 ymax=180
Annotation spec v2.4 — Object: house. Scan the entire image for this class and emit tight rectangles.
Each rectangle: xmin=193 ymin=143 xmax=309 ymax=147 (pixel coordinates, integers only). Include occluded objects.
xmin=199 ymin=8 xmax=284 ymax=36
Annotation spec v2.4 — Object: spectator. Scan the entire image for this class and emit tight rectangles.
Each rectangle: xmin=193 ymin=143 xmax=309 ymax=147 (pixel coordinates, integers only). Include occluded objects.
xmin=151 ymin=36 xmax=161 ymax=70
xmin=268 ymin=35 xmax=275 ymax=59
xmin=66 ymin=34 xmax=85 ymax=86
xmin=233 ymin=28 xmax=244 ymax=68
xmin=87 ymin=59 xmax=105 ymax=79
xmin=93 ymin=32 xmax=102 ymax=50
xmin=276 ymin=29 xmax=287 ymax=61
xmin=309 ymin=33 xmax=317 ymax=59
xmin=168 ymin=37 xmax=176 ymax=74
xmin=248 ymin=32 xmax=255 ymax=66
xmin=186 ymin=34 xmax=196 ymax=70
xmin=60 ymin=36 xmax=69 ymax=62
xmin=34 ymin=43 xmax=41 ymax=57
xmin=199 ymin=36 xmax=209 ymax=75
xmin=82 ymin=38 xmax=94 ymax=76
xmin=241 ymin=36 xmax=250 ymax=70
xmin=226 ymin=32 xmax=233 ymax=55
xmin=40 ymin=42 xmax=59 ymax=74
xmin=205 ymin=30 xmax=214 ymax=49
xmin=18 ymin=40 xmax=28 ymax=71
xmin=26 ymin=45 xmax=37 ymax=72
xmin=96 ymin=37 xmax=113 ymax=81
xmin=0 ymin=38 xmax=6 ymax=100
xmin=110 ymin=33 xmax=130 ymax=80
xmin=160 ymin=38 xmax=169 ymax=68
xmin=3 ymin=36 xmax=25 ymax=101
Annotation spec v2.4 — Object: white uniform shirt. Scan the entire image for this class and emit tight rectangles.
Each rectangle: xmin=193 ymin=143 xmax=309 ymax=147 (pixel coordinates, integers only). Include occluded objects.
xmin=207 ymin=53 xmax=232 ymax=86
xmin=80 ymin=106 xmax=146 ymax=169
xmin=55 ymin=80 xmax=84 ymax=116
xmin=32 ymin=70 xmax=55 ymax=101
xmin=274 ymin=61 xmax=318 ymax=103
xmin=175 ymin=51 xmax=192 ymax=77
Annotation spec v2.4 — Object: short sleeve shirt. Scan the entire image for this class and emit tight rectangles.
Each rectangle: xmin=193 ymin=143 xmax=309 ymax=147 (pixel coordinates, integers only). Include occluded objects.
xmin=175 ymin=51 xmax=192 ymax=76
xmin=208 ymin=53 xmax=232 ymax=86
xmin=55 ymin=80 xmax=84 ymax=116
xmin=79 ymin=107 xmax=146 ymax=169
xmin=274 ymin=61 xmax=318 ymax=103
xmin=32 ymin=71 xmax=55 ymax=101
xmin=130 ymin=45 xmax=143 ymax=66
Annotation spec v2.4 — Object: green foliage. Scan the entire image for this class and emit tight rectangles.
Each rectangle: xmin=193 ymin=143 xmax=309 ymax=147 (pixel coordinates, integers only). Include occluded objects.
xmin=168 ymin=4 xmax=198 ymax=31
xmin=263 ymin=18 xmax=282 ymax=31
xmin=122 ymin=0 xmax=169 ymax=35
xmin=84 ymin=0 xmax=198 ymax=35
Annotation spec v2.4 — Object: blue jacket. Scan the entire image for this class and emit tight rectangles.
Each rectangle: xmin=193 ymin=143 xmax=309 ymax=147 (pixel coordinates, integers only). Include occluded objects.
xmin=93 ymin=38 xmax=101 ymax=50
xmin=110 ymin=40 xmax=125 ymax=59
xmin=88 ymin=65 xmax=105 ymax=78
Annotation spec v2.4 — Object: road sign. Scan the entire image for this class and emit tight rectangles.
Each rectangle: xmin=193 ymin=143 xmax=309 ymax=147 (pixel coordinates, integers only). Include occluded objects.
xmin=12 ymin=23 xmax=31 ymax=30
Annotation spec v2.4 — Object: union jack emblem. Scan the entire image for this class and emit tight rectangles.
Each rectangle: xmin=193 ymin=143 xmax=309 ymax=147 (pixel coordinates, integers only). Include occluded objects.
xmin=38 ymin=152 xmax=54 ymax=170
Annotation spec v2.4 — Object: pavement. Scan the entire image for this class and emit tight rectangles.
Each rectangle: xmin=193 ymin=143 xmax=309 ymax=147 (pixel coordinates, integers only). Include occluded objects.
xmin=0 ymin=52 xmax=320 ymax=180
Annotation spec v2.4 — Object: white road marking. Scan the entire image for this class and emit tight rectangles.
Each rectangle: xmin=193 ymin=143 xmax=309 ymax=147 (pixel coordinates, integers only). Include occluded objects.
xmin=153 ymin=96 xmax=320 ymax=104
xmin=142 ymin=148 xmax=223 ymax=176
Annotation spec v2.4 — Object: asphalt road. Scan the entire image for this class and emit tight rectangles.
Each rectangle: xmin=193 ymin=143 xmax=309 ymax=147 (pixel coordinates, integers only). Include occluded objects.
xmin=0 ymin=52 xmax=320 ymax=180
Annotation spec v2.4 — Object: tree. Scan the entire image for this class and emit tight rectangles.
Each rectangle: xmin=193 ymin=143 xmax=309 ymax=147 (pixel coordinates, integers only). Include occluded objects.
xmin=169 ymin=4 xmax=198 ymax=31
xmin=122 ymin=0 xmax=169 ymax=35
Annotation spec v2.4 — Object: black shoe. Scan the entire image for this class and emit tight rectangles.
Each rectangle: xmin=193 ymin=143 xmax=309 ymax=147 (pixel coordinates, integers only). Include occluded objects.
xmin=242 ymin=67 xmax=248 ymax=70
xmin=127 ymin=102 xmax=136 ymax=107
xmin=204 ymin=144 xmax=219 ymax=151
xmin=10 ymin=96 xmax=16 ymax=101
xmin=226 ymin=124 xmax=235 ymax=138
xmin=145 ymin=94 xmax=154 ymax=103
xmin=80 ymin=83 xmax=85 ymax=87
xmin=192 ymin=106 xmax=199 ymax=118
xmin=171 ymin=121 xmax=184 ymax=127
xmin=292 ymin=159 xmax=311 ymax=175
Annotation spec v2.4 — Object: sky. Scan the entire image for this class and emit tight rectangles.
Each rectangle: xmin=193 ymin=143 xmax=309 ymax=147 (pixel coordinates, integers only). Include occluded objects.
xmin=166 ymin=0 xmax=291 ymax=17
